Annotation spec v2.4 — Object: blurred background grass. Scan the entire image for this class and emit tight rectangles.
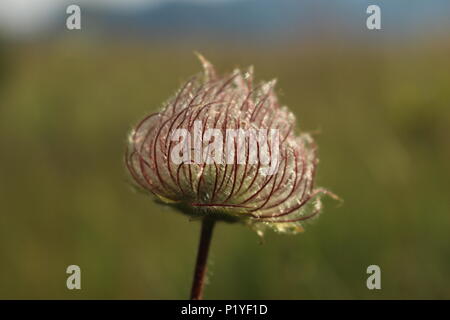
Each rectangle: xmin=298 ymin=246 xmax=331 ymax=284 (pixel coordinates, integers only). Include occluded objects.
xmin=1 ymin=0 xmax=450 ymax=299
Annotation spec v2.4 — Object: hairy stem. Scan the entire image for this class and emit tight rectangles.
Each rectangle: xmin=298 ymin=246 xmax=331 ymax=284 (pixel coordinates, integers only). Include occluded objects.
xmin=190 ymin=218 xmax=215 ymax=300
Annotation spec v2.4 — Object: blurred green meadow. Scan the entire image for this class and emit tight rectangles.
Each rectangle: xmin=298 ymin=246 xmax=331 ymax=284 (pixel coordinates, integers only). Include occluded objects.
xmin=0 ymin=41 xmax=449 ymax=299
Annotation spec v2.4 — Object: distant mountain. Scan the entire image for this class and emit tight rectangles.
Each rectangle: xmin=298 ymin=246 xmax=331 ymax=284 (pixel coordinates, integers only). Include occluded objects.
xmin=54 ymin=0 xmax=450 ymax=43
xmin=81 ymin=0 xmax=305 ymax=43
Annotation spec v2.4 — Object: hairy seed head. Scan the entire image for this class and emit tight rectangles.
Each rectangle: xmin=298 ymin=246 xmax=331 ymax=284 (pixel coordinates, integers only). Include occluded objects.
xmin=126 ymin=55 xmax=336 ymax=235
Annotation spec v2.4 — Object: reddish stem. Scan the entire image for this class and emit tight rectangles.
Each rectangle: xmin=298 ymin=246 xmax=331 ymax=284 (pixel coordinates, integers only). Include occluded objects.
xmin=190 ymin=218 xmax=215 ymax=300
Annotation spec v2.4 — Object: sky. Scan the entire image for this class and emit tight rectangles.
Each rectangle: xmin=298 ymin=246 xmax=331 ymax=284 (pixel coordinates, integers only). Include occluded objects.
xmin=1 ymin=0 xmax=449 ymax=41
xmin=0 ymin=0 xmax=235 ymax=36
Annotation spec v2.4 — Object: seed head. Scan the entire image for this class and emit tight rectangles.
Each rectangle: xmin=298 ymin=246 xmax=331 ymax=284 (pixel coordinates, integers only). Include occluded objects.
xmin=126 ymin=55 xmax=336 ymax=235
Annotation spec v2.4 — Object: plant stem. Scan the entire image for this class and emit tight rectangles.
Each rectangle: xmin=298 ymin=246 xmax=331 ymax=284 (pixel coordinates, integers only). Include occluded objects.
xmin=190 ymin=218 xmax=215 ymax=300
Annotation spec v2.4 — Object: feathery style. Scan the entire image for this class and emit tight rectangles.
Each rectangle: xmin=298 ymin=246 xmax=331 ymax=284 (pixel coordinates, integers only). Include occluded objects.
xmin=126 ymin=55 xmax=335 ymax=235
